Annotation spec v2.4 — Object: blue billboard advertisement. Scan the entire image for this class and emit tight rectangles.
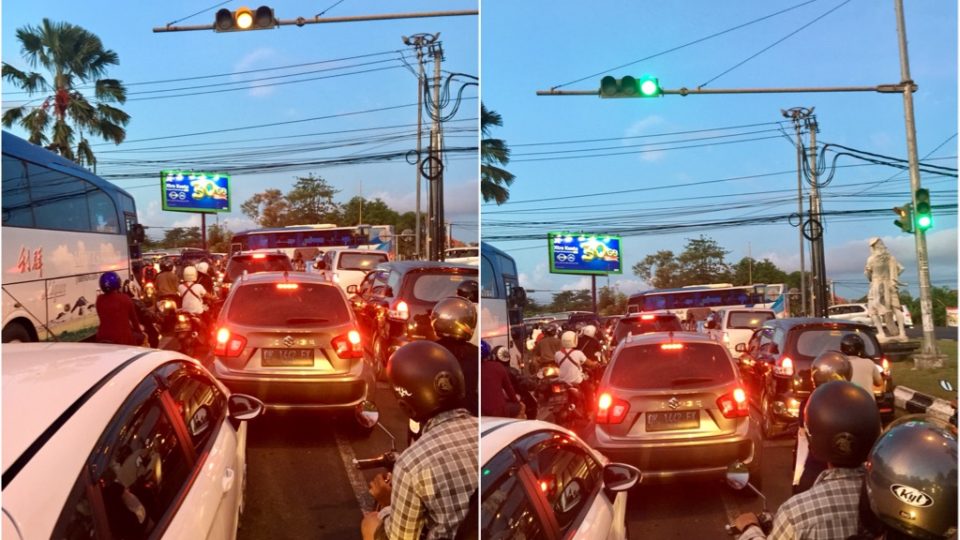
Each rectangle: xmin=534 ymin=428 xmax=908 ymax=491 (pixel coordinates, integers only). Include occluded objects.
xmin=548 ymin=232 xmax=623 ymax=275
xmin=161 ymin=170 xmax=231 ymax=213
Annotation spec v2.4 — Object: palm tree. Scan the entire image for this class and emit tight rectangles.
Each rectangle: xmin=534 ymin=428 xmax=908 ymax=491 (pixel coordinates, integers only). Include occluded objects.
xmin=481 ymin=103 xmax=515 ymax=205
xmin=2 ymin=19 xmax=129 ymax=166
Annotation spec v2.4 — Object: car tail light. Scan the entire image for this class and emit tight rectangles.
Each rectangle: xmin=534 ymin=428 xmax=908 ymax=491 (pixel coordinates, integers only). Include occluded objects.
xmin=388 ymin=300 xmax=409 ymax=321
xmin=717 ymin=387 xmax=750 ymax=418
xmin=333 ymin=330 xmax=363 ymax=359
xmin=596 ymin=392 xmax=630 ymax=424
xmin=722 ymin=332 xmax=730 ymax=343
xmin=641 ymin=314 xmax=655 ymax=321
xmin=252 ymin=253 xmax=266 ymax=259
xmin=276 ymin=283 xmax=298 ymax=290
xmin=661 ymin=343 xmax=684 ymax=350
xmin=774 ymin=356 xmax=794 ymax=376
xmin=213 ymin=328 xmax=246 ymax=358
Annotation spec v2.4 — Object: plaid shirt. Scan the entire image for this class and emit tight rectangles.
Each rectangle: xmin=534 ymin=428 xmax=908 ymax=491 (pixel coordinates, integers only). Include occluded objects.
xmin=377 ymin=409 xmax=477 ymax=540
xmin=741 ymin=466 xmax=865 ymax=540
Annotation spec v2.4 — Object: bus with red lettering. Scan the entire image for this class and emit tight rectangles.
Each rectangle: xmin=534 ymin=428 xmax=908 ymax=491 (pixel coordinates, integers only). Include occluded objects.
xmin=2 ymin=131 xmax=144 ymax=342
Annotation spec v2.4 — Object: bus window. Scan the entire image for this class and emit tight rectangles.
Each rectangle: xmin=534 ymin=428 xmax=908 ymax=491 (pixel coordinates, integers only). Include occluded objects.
xmin=481 ymin=255 xmax=498 ymax=299
xmin=87 ymin=189 xmax=119 ymax=233
xmin=2 ymin=156 xmax=33 ymax=227
xmin=28 ymin=164 xmax=91 ymax=232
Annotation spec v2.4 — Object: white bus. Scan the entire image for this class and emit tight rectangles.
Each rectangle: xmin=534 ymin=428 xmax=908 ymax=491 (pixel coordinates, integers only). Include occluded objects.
xmin=2 ymin=131 xmax=144 ymax=342
xmin=230 ymin=224 xmax=396 ymax=260
xmin=626 ymin=283 xmax=788 ymax=321
xmin=479 ymin=242 xmax=527 ymax=369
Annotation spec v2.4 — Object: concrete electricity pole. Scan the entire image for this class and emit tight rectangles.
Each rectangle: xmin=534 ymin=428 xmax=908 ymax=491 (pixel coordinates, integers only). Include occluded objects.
xmin=403 ymin=33 xmax=437 ymax=260
xmin=806 ymin=116 xmax=829 ymax=317
xmin=427 ymin=40 xmax=446 ymax=261
xmin=782 ymin=107 xmax=810 ymax=316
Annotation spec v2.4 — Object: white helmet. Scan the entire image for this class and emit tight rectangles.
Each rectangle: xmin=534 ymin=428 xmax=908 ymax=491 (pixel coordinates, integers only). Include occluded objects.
xmin=581 ymin=324 xmax=597 ymax=338
xmin=182 ymin=266 xmax=198 ymax=283
xmin=561 ymin=331 xmax=578 ymax=349
xmin=196 ymin=261 xmax=210 ymax=274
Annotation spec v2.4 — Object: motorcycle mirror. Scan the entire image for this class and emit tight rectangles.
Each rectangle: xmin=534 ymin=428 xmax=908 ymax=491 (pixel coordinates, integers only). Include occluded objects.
xmin=492 ymin=345 xmax=510 ymax=364
xmin=355 ymin=400 xmax=380 ymax=429
xmin=725 ymin=462 xmax=750 ymax=490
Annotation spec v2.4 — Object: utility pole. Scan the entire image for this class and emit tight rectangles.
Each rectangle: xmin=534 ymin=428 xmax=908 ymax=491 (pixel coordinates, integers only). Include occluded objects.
xmin=427 ymin=40 xmax=445 ymax=261
xmin=894 ymin=0 xmax=943 ymax=366
xmin=806 ymin=116 xmax=829 ymax=318
xmin=403 ymin=33 xmax=435 ymax=260
xmin=782 ymin=107 xmax=810 ymax=316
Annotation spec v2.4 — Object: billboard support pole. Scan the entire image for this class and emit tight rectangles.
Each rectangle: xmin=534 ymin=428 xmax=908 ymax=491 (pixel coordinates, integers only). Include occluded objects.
xmin=591 ymin=275 xmax=598 ymax=315
xmin=201 ymin=213 xmax=207 ymax=251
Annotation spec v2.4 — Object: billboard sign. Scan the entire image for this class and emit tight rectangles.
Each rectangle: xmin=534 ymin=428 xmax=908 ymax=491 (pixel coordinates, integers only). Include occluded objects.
xmin=548 ymin=232 xmax=622 ymax=275
xmin=161 ymin=170 xmax=231 ymax=213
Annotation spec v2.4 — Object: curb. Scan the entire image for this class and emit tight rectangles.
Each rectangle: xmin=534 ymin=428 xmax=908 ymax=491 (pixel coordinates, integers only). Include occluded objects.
xmin=893 ymin=386 xmax=958 ymax=425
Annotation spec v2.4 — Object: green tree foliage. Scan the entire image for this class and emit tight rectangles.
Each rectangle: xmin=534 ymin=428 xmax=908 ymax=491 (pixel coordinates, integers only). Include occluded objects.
xmin=286 ymin=174 xmax=341 ymax=224
xmin=597 ymin=285 xmax=628 ymax=316
xmin=206 ymin=224 xmax=233 ymax=253
xmin=160 ymin=227 xmax=202 ymax=248
xmin=633 ymin=236 xmax=732 ymax=288
xmin=481 ymin=103 xmax=515 ymax=205
xmin=241 ymin=188 xmax=290 ymax=227
xmin=2 ymin=19 xmax=129 ymax=166
xmin=728 ymin=257 xmax=789 ymax=286
xmin=633 ymin=250 xmax=682 ymax=289
xmin=341 ymin=196 xmax=400 ymax=226
xmin=523 ymin=297 xmax=548 ymax=317
xmin=548 ymin=290 xmax=593 ymax=312
xmin=905 ymin=286 xmax=958 ymax=327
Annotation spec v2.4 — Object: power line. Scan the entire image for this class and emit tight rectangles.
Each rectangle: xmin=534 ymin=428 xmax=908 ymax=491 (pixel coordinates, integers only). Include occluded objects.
xmin=165 ymin=0 xmax=233 ymax=27
xmin=510 ymin=120 xmax=788 ymax=148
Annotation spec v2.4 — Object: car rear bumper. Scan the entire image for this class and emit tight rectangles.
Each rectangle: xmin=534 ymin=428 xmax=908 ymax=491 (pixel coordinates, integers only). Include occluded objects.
xmin=586 ymin=431 xmax=759 ymax=481
xmin=213 ymin=362 xmax=372 ymax=410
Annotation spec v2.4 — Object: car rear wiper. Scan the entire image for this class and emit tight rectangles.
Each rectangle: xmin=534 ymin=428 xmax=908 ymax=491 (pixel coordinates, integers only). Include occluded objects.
xmin=669 ymin=377 xmax=715 ymax=386
xmin=285 ymin=317 xmax=330 ymax=324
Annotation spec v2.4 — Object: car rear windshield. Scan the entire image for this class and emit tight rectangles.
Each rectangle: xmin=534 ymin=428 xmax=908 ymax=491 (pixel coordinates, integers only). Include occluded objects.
xmin=609 ymin=343 xmax=736 ymax=390
xmin=339 ymin=252 xmax=388 ymax=271
xmin=795 ymin=329 xmax=880 ymax=360
xmin=727 ymin=311 xmax=775 ymax=329
xmin=226 ymin=255 xmax=292 ymax=281
xmin=226 ymin=283 xmax=349 ymax=326
xmin=614 ymin=316 xmax=682 ymax=342
xmin=411 ymin=272 xmax=477 ymax=302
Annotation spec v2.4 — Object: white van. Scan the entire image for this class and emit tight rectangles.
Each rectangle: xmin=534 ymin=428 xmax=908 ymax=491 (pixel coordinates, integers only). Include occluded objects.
xmin=313 ymin=249 xmax=390 ymax=293
xmin=704 ymin=307 xmax=777 ymax=357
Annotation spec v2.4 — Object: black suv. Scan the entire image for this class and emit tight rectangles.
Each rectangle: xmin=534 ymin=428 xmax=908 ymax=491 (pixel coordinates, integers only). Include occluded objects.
xmin=736 ymin=317 xmax=893 ymax=438
xmin=222 ymin=252 xmax=293 ymax=293
xmin=349 ymin=261 xmax=477 ymax=377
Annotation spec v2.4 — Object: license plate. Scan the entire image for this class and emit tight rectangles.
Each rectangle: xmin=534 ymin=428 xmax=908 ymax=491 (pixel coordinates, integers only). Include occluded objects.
xmin=262 ymin=349 xmax=314 ymax=366
xmin=646 ymin=410 xmax=700 ymax=432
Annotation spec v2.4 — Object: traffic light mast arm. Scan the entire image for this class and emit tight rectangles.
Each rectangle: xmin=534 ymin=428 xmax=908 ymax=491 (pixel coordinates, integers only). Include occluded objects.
xmin=153 ymin=9 xmax=478 ymax=33
xmin=536 ymin=83 xmax=913 ymax=96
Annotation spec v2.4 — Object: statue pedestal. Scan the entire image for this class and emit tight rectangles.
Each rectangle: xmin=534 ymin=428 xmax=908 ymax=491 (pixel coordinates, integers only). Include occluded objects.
xmin=913 ymin=353 xmax=947 ymax=370
xmin=880 ymin=339 xmax=920 ymax=363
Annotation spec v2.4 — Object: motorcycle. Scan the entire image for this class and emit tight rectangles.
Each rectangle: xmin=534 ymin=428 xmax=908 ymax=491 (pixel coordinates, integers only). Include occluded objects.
xmin=534 ymin=365 xmax=588 ymax=427
xmin=724 ymin=462 xmax=773 ymax=537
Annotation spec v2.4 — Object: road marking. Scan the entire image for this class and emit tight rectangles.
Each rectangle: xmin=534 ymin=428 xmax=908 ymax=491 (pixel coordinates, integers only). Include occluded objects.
xmin=334 ymin=430 xmax=376 ymax=513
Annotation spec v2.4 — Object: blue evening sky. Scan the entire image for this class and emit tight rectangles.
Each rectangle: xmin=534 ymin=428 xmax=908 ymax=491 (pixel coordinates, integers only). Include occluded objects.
xmin=481 ymin=0 xmax=958 ymax=303
xmin=2 ymin=1 xmax=478 ymax=243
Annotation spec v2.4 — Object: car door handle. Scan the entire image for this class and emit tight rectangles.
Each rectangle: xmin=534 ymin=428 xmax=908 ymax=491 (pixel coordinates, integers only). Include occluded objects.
xmin=222 ymin=467 xmax=236 ymax=493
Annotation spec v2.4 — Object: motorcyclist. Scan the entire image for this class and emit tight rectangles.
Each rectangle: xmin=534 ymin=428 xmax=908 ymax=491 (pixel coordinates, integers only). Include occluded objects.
xmin=95 ymin=271 xmax=143 ymax=346
xmin=793 ymin=350 xmax=853 ymax=494
xmin=735 ymin=381 xmax=882 ymax=539
xmin=577 ymin=324 xmax=603 ymax=364
xmin=456 ymin=280 xmax=479 ymax=304
xmin=479 ymin=341 xmax=524 ymax=418
xmin=155 ymin=259 xmax=179 ymax=301
xmin=555 ymin=330 xmax=599 ymax=415
xmin=195 ymin=261 xmax=216 ymax=295
xmin=840 ymin=333 xmax=883 ymax=393
xmin=431 ymin=296 xmax=479 ymax=416
xmin=532 ymin=323 xmax=562 ymax=371
xmin=853 ymin=416 xmax=957 ymax=540
xmin=361 ymin=341 xmax=478 ymax=540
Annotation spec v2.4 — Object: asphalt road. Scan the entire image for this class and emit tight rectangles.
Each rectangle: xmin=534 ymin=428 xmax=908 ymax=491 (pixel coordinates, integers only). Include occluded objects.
xmin=238 ymin=381 xmax=409 ymax=540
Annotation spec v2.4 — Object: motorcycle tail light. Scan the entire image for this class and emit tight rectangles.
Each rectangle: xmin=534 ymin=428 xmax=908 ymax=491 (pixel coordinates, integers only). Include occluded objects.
xmin=881 ymin=357 xmax=890 ymax=375
xmin=717 ymin=387 xmax=750 ymax=418
xmin=388 ymin=300 xmax=409 ymax=321
xmin=774 ymin=356 xmax=794 ymax=376
xmin=213 ymin=328 xmax=246 ymax=358
xmin=596 ymin=392 xmax=630 ymax=424
xmin=333 ymin=330 xmax=363 ymax=359
xmin=550 ymin=383 xmax=565 ymax=394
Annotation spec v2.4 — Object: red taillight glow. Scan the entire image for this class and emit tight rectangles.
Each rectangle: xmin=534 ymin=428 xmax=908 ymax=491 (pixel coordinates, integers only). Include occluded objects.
xmin=596 ymin=392 xmax=630 ymax=424
xmin=661 ymin=343 xmax=684 ymax=350
xmin=276 ymin=283 xmax=299 ymax=290
xmin=881 ymin=357 xmax=890 ymax=374
xmin=540 ymin=481 xmax=548 ymax=492
xmin=333 ymin=330 xmax=364 ymax=359
xmin=213 ymin=328 xmax=246 ymax=358
xmin=718 ymin=387 xmax=750 ymax=418
xmin=775 ymin=356 xmax=795 ymax=376
xmin=252 ymin=254 xmax=266 ymax=259
xmin=641 ymin=314 xmax=655 ymax=321
xmin=389 ymin=300 xmax=409 ymax=321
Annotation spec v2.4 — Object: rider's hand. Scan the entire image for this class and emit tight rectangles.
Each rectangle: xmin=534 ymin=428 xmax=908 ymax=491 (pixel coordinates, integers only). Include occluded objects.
xmin=733 ymin=512 xmax=760 ymax=532
xmin=369 ymin=473 xmax=392 ymax=508
xmin=360 ymin=511 xmax=381 ymax=540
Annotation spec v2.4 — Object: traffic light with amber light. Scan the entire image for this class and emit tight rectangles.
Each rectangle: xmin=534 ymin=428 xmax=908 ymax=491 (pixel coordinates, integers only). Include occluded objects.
xmin=893 ymin=203 xmax=913 ymax=234
xmin=215 ymin=6 xmax=277 ymax=32
xmin=914 ymin=188 xmax=932 ymax=231
xmin=600 ymin=75 xmax=662 ymax=98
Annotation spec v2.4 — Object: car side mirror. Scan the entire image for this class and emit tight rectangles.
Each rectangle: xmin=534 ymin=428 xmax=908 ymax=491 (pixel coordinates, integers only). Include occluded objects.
xmin=603 ymin=463 xmax=641 ymax=492
xmin=382 ymin=286 xmax=394 ymax=298
xmin=228 ymin=394 xmax=265 ymax=421
xmin=735 ymin=343 xmax=747 ymax=353
xmin=315 ymin=261 xmax=326 ymax=270
xmin=346 ymin=284 xmax=358 ymax=294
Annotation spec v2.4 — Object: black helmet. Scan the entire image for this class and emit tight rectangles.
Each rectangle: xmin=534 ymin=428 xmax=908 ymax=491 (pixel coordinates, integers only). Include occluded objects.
xmin=805 ymin=381 xmax=881 ymax=467
xmin=160 ymin=260 xmax=174 ymax=272
xmin=431 ymin=296 xmax=477 ymax=341
xmin=99 ymin=271 xmax=122 ymax=293
xmin=387 ymin=341 xmax=465 ymax=423
xmin=839 ymin=333 xmax=866 ymax=357
xmin=544 ymin=323 xmax=561 ymax=338
xmin=810 ymin=350 xmax=853 ymax=388
xmin=864 ymin=416 xmax=958 ymax=540
xmin=456 ymin=280 xmax=479 ymax=304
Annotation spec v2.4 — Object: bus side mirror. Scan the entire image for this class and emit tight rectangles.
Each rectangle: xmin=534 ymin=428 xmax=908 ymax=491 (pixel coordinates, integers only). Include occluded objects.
xmin=511 ymin=286 xmax=527 ymax=308
xmin=129 ymin=224 xmax=146 ymax=244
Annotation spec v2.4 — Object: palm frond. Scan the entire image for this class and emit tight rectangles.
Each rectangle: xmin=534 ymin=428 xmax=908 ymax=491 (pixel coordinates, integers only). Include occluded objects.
xmin=481 ymin=179 xmax=510 ymax=205
xmin=95 ymin=119 xmax=126 ymax=145
xmin=21 ymin=108 xmax=51 ymax=144
xmin=96 ymin=103 xmax=130 ymax=126
xmin=2 ymin=106 xmax=26 ymax=128
xmin=76 ymin=137 xmax=96 ymax=167
xmin=95 ymin=79 xmax=126 ymax=104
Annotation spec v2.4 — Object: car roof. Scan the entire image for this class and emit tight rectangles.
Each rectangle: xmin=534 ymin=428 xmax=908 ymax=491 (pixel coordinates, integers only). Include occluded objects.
xmin=2 ymin=344 xmax=180 ymax=476
xmin=234 ymin=271 xmax=332 ymax=285
xmin=480 ymin=418 xmax=584 ymax=465
xmin=762 ymin=316 xmax=877 ymax=331
xmin=619 ymin=331 xmax=718 ymax=347
xmin=621 ymin=311 xmax=679 ymax=320
xmin=230 ymin=250 xmax=289 ymax=258
xmin=374 ymin=260 xmax=477 ymax=273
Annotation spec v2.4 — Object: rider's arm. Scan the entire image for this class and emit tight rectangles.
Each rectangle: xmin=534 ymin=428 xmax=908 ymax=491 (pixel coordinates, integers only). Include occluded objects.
xmin=382 ymin=465 xmax=424 ymax=540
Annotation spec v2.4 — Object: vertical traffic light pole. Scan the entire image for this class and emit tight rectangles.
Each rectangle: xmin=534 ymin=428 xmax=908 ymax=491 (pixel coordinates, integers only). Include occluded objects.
xmin=894 ymin=0 xmax=942 ymax=364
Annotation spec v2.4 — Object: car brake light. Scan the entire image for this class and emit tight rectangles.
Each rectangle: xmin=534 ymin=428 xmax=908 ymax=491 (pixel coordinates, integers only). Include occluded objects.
xmin=388 ymin=300 xmax=409 ymax=321
xmin=596 ymin=392 xmax=630 ymax=424
xmin=661 ymin=343 xmax=684 ymax=350
xmin=775 ymin=356 xmax=795 ymax=376
xmin=213 ymin=328 xmax=246 ymax=358
xmin=333 ymin=330 xmax=364 ymax=359
xmin=252 ymin=254 xmax=266 ymax=259
xmin=276 ymin=283 xmax=298 ymax=290
xmin=641 ymin=314 xmax=655 ymax=321
xmin=718 ymin=387 xmax=750 ymax=418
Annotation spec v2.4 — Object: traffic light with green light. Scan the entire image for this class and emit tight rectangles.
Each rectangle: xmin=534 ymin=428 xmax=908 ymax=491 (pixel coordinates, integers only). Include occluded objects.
xmin=915 ymin=188 xmax=932 ymax=230
xmin=893 ymin=203 xmax=913 ymax=233
xmin=600 ymin=75 xmax=662 ymax=98
xmin=215 ymin=6 xmax=277 ymax=32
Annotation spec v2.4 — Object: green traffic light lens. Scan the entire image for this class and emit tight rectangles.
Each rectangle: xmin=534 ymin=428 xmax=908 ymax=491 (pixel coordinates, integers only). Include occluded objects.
xmin=917 ymin=215 xmax=932 ymax=229
xmin=640 ymin=80 xmax=659 ymax=96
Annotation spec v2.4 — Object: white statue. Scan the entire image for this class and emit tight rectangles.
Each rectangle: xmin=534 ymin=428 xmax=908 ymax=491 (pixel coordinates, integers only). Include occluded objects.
xmin=864 ymin=237 xmax=907 ymax=340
